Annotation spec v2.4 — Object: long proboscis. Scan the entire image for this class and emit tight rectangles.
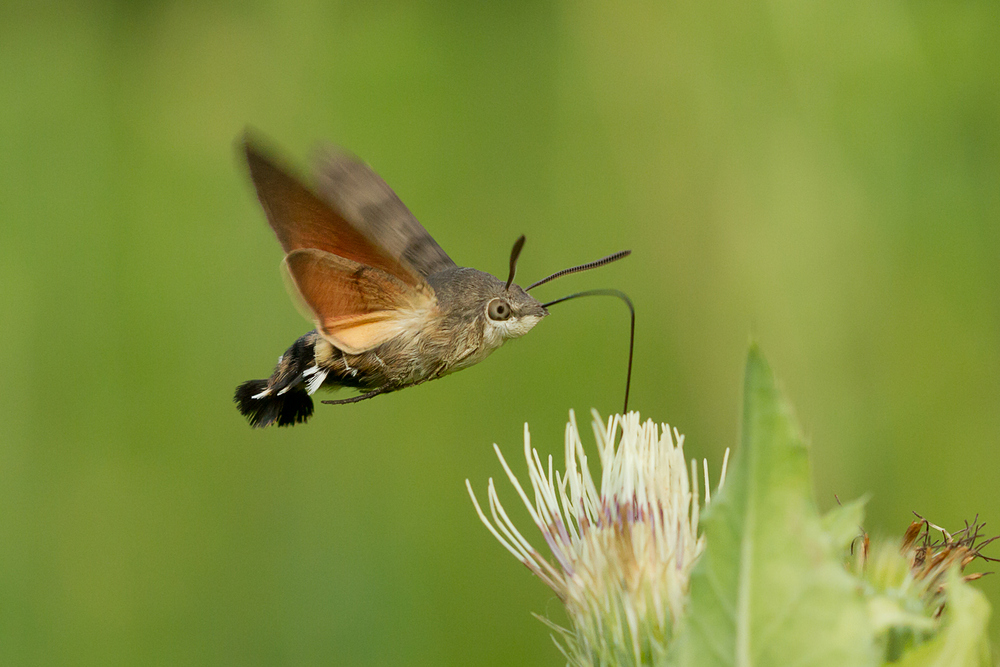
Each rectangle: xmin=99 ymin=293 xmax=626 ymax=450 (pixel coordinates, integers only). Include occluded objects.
xmin=526 ymin=250 xmax=631 ymax=292
xmin=541 ymin=289 xmax=635 ymax=415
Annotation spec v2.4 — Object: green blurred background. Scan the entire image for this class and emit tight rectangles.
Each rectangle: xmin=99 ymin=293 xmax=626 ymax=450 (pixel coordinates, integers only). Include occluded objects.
xmin=2 ymin=1 xmax=998 ymax=664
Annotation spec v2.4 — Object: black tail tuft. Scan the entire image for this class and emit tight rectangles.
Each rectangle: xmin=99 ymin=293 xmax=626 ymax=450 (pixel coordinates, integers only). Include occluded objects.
xmin=234 ymin=380 xmax=314 ymax=428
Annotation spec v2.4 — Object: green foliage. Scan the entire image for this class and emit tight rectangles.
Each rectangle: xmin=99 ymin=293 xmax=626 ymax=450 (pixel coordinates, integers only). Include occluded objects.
xmin=675 ymin=347 xmax=878 ymax=666
xmin=672 ymin=348 xmax=991 ymax=667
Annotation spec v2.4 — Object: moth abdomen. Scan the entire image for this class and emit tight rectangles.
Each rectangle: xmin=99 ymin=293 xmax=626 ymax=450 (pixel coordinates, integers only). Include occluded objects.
xmin=235 ymin=330 xmax=387 ymax=427
xmin=234 ymin=379 xmax=314 ymax=428
xmin=234 ymin=331 xmax=321 ymax=428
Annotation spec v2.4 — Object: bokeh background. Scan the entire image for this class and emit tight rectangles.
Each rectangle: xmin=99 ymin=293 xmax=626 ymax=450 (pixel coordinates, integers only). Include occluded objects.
xmin=2 ymin=1 xmax=999 ymax=664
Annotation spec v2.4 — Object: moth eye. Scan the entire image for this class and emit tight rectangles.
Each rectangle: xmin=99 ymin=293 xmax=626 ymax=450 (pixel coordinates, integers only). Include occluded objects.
xmin=487 ymin=298 xmax=512 ymax=321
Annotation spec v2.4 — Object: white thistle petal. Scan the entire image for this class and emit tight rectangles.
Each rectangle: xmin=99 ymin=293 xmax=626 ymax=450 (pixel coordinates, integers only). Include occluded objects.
xmin=469 ymin=410 xmax=728 ymax=665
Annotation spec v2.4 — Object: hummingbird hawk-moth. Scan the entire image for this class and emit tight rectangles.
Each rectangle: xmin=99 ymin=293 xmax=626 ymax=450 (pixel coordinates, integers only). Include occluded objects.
xmin=235 ymin=134 xmax=633 ymax=428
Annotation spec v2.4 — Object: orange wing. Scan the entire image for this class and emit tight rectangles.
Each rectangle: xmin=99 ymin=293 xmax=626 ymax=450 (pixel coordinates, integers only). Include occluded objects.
xmin=243 ymin=135 xmax=424 ymax=289
xmin=284 ymin=249 xmax=435 ymax=354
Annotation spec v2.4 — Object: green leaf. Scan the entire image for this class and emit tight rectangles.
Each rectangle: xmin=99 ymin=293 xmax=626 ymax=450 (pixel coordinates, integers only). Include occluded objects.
xmin=891 ymin=569 xmax=992 ymax=667
xmin=674 ymin=346 xmax=878 ymax=667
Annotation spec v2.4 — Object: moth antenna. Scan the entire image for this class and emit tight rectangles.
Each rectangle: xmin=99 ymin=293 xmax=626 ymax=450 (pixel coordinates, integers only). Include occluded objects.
xmin=526 ymin=250 xmax=631 ymax=292
xmin=541 ymin=289 xmax=635 ymax=414
xmin=505 ymin=235 xmax=526 ymax=291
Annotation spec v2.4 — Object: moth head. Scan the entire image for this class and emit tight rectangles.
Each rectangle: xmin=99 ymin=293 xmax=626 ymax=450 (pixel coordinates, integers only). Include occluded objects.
xmin=482 ymin=282 xmax=548 ymax=340
xmin=474 ymin=234 xmax=546 ymax=340
xmin=483 ymin=234 xmax=634 ymax=345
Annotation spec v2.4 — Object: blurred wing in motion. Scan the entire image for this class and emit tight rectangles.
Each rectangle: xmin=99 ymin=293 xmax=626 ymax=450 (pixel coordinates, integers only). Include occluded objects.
xmin=243 ymin=135 xmax=426 ymax=289
xmin=312 ymin=147 xmax=457 ymax=278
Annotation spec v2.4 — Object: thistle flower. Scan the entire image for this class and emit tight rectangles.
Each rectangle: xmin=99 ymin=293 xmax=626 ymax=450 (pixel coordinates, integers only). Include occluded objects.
xmin=850 ymin=514 xmax=999 ymax=661
xmin=466 ymin=410 xmax=728 ymax=666
xmin=466 ymin=349 xmax=994 ymax=666
xmin=902 ymin=515 xmax=998 ymax=599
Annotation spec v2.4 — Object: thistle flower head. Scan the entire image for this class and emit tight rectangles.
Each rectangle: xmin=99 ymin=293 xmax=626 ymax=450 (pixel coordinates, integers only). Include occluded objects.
xmin=847 ymin=514 xmax=998 ymax=661
xmin=466 ymin=410 xmax=728 ymax=666
xmin=902 ymin=515 xmax=998 ymax=598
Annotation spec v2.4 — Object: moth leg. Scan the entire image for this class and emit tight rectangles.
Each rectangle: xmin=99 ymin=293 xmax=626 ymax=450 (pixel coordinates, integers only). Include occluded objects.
xmin=321 ymin=386 xmax=389 ymax=405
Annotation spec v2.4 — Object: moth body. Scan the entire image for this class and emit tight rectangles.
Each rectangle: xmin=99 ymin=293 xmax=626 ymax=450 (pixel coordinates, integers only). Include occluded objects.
xmin=236 ymin=255 xmax=548 ymax=427
xmin=233 ymin=134 xmax=623 ymax=428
